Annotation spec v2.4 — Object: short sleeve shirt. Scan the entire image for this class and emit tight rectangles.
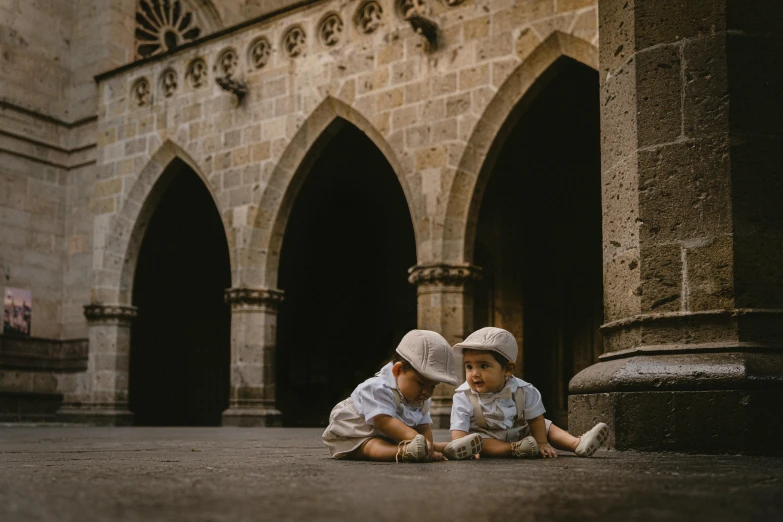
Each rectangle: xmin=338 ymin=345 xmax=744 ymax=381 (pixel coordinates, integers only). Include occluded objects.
xmin=350 ymin=362 xmax=433 ymax=427
xmin=450 ymin=377 xmax=546 ymax=432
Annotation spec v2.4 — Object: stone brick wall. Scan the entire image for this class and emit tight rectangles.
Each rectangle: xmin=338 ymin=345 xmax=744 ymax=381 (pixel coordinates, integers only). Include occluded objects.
xmin=93 ymin=0 xmax=598 ymax=305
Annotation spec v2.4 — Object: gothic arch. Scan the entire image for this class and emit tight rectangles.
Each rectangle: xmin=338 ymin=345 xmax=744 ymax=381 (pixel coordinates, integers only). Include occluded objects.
xmin=105 ymin=139 xmax=230 ymax=305
xmin=241 ymin=96 xmax=416 ymax=289
xmin=439 ymin=31 xmax=598 ymax=264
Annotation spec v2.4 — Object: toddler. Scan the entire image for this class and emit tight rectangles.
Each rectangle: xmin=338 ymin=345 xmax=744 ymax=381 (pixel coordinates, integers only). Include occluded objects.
xmin=449 ymin=327 xmax=608 ymax=459
xmin=322 ymin=329 xmax=483 ymax=462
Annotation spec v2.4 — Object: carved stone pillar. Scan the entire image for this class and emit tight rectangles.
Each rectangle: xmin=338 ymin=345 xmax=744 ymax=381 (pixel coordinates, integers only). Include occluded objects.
xmin=408 ymin=263 xmax=482 ymax=427
xmin=568 ymin=0 xmax=783 ymax=454
xmin=58 ymin=304 xmax=137 ymax=425
xmin=221 ymin=288 xmax=284 ymax=427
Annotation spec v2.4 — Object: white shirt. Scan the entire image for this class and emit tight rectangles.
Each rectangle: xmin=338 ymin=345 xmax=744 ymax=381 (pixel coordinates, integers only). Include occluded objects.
xmin=350 ymin=362 xmax=433 ymax=427
xmin=450 ymin=376 xmax=546 ymax=432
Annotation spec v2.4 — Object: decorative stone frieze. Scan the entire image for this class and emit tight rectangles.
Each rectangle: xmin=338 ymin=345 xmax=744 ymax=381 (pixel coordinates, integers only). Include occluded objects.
xmin=83 ymin=304 xmax=138 ymax=324
xmin=135 ymin=0 xmax=202 ymax=59
xmin=217 ymin=48 xmax=238 ymax=78
xmin=160 ymin=68 xmax=177 ymax=97
xmin=283 ymin=26 xmax=306 ymax=57
xmin=131 ymin=78 xmax=150 ymax=106
xmin=407 ymin=264 xmax=482 ymax=287
xmin=224 ymin=287 xmax=284 ymax=311
xmin=355 ymin=1 xmax=383 ymax=34
xmin=319 ymin=13 xmax=343 ymax=47
xmin=248 ymin=37 xmax=271 ymax=69
xmin=186 ymin=58 xmax=207 ymax=88
xmin=442 ymin=0 xmax=464 ymax=5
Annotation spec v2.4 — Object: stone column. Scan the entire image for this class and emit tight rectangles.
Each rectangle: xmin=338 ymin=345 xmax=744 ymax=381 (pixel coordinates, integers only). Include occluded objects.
xmin=408 ymin=263 xmax=482 ymax=427
xmin=221 ymin=288 xmax=283 ymax=427
xmin=58 ymin=304 xmax=137 ymax=425
xmin=568 ymin=0 xmax=783 ymax=454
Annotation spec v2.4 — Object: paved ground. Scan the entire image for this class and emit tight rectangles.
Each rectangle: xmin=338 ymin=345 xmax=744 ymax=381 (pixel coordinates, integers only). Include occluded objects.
xmin=1 ymin=427 xmax=782 ymax=522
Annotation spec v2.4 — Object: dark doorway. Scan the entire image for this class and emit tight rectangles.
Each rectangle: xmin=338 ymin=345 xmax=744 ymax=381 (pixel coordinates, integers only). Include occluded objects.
xmin=473 ymin=58 xmax=602 ymax=428
xmin=277 ymin=122 xmax=417 ymax=427
xmin=129 ymin=159 xmax=231 ymax=426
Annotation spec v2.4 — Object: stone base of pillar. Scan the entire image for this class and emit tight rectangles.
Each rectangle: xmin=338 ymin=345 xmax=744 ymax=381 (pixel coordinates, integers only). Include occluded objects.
xmin=429 ymin=397 xmax=453 ymax=429
xmin=222 ymin=407 xmax=282 ymax=427
xmin=568 ymin=352 xmax=783 ymax=455
xmin=57 ymin=405 xmax=134 ymax=426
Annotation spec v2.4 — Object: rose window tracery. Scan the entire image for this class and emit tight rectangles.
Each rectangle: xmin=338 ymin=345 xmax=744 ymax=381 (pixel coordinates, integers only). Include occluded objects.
xmin=217 ymin=49 xmax=238 ymax=78
xmin=283 ymin=26 xmax=306 ymax=58
xmin=135 ymin=0 xmax=202 ymax=59
xmin=319 ymin=14 xmax=344 ymax=47
xmin=160 ymin=68 xmax=177 ymax=97
xmin=356 ymin=2 xmax=383 ymax=34
xmin=187 ymin=58 xmax=208 ymax=88
xmin=249 ymin=37 xmax=272 ymax=69
xmin=132 ymin=78 xmax=151 ymax=106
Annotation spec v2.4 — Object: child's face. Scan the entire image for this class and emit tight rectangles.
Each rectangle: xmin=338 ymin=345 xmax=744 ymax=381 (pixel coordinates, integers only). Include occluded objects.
xmin=462 ymin=349 xmax=513 ymax=394
xmin=392 ymin=362 xmax=438 ymax=404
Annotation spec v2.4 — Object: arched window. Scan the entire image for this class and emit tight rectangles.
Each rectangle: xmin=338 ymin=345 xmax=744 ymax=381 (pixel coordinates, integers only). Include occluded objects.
xmin=135 ymin=0 xmax=221 ymax=59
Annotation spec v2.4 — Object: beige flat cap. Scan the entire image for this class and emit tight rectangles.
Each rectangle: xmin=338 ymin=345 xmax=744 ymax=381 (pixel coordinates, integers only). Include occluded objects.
xmin=396 ymin=330 xmax=459 ymax=386
xmin=453 ymin=327 xmax=518 ymax=363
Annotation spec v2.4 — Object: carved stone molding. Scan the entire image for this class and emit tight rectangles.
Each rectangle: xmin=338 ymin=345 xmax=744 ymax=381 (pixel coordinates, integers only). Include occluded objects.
xmin=397 ymin=0 xmax=427 ymax=19
xmin=83 ymin=304 xmax=138 ymax=324
xmin=249 ymin=37 xmax=272 ymax=69
xmin=356 ymin=1 xmax=383 ymax=34
xmin=160 ymin=68 xmax=177 ymax=98
xmin=217 ymin=48 xmax=238 ymax=78
xmin=442 ymin=0 xmax=464 ymax=5
xmin=187 ymin=58 xmax=207 ymax=88
xmin=224 ymin=288 xmax=285 ymax=311
xmin=319 ymin=13 xmax=344 ymax=47
xmin=283 ymin=26 xmax=306 ymax=58
xmin=132 ymin=78 xmax=151 ymax=107
xmin=407 ymin=264 xmax=482 ymax=286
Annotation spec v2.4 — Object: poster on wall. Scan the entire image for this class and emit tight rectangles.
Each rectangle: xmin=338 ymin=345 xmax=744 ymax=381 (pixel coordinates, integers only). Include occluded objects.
xmin=3 ymin=287 xmax=32 ymax=336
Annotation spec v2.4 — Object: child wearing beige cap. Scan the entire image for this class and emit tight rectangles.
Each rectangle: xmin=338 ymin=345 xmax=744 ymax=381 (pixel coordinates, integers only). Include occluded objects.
xmin=322 ymin=329 xmax=484 ymax=462
xmin=449 ymin=327 xmax=608 ymax=459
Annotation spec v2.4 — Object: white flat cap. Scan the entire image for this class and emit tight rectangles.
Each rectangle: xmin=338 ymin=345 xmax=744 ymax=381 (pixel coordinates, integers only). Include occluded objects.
xmin=453 ymin=327 xmax=518 ymax=363
xmin=396 ymin=330 xmax=459 ymax=386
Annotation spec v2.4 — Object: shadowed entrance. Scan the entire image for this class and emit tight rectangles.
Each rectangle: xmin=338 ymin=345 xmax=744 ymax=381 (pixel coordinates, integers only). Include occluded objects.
xmin=473 ymin=58 xmax=602 ymax=428
xmin=129 ymin=159 xmax=231 ymax=426
xmin=277 ymin=122 xmax=417 ymax=427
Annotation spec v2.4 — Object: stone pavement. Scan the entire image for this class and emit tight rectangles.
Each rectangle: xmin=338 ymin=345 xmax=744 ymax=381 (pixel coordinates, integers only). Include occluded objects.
xmin=1 ymin=427 xmax=781 ymax=522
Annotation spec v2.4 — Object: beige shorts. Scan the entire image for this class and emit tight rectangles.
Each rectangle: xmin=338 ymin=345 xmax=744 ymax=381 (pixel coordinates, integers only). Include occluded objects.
xmin=321 ymin=397 xmax=386 ymax=459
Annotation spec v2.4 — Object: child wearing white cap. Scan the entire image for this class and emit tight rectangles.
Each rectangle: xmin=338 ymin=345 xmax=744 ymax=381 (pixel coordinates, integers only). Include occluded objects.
xmin=322 ymin=329 xmax=484 ymax=462
xmin=449 ymin=327 xmax=609 ymax=459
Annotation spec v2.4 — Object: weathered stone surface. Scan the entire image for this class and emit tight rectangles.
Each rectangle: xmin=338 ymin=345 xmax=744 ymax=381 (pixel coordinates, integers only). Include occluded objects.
xmin=3 ymin=428 xmax=783 ymax=522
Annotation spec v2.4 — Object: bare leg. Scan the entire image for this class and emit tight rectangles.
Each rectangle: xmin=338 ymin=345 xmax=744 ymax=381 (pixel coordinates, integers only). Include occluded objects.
xmin=433 ymin=441 xmax=448 ymax=452
xmin=478 ymin=437 xmax=513 ymax=458
xmin=352 ymin=438 xmax=401 ymax=461
xmin=547 ymin=424 xmax=580 ymax=452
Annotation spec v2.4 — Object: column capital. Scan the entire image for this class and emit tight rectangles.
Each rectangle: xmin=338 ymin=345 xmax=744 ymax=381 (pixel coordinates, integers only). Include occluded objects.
xmin=407 ymin=263 xmax=482 ymax=287
xmin=83 ymin=304 xmax=137 ymax=324
xmin=224 ymin=287 xmax=284 ymax=311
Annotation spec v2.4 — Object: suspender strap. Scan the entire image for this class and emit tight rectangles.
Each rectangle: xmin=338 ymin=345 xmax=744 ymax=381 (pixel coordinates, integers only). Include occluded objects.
xmin=467 ymin=393 xmax=487 ymax=428
xmin=513 ymin=387 xmax=525 ymax=423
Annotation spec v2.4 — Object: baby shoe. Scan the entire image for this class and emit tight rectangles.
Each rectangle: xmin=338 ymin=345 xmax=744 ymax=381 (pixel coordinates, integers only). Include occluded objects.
xmin=442 ymin=433 xmax=483 ymax=460
xmin=396 ymin=434 xmax=428 ymax=463
xmin=574 ymin=422 xmax=609 ymax=457
xmin=510 ymin=436 xmax=539 ymax=458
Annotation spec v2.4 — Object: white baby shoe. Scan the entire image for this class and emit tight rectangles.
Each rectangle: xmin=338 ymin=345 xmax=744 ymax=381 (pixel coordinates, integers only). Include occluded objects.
xmin=442 ymin=433 xmax=483 ymax=460
xmin=510 ymin=436 xmax=540 ymax=458
xmin=574 ymin=422 xmax=609 ymax=457
xmin=396 ymin=434 xmax=428 ymax=463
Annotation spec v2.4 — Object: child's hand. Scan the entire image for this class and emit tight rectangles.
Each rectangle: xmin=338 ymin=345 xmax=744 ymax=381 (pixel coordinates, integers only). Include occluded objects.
xmin=425 ymin=439 xmax=435 ymax=461
xmin=431 ymin=451 xmax=445 ymax=462
xmin=538 ymin=442 xmax=558 ymax=458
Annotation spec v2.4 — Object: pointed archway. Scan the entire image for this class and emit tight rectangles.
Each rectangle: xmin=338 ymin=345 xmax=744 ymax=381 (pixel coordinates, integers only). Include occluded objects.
xmin=472 ymin=57 xmax=602 ymax=429
xmin=276 ymin=121 xmax=417 ymax=426
xmin=129 ymin=158 xmax=231 ymax=426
